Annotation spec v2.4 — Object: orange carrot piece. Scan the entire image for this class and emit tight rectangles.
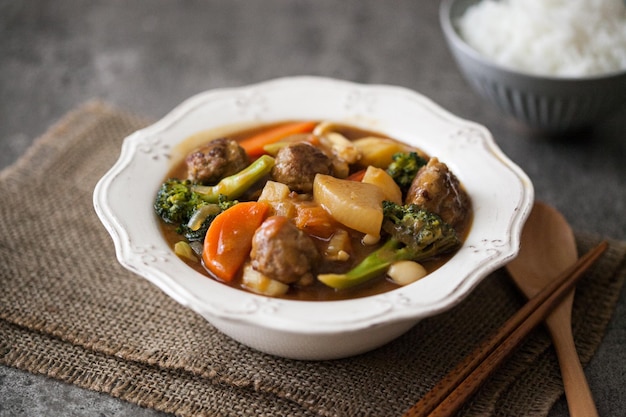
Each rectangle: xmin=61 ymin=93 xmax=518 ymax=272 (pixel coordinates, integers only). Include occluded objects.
xmin=347 ymin=169 xmax=366 ymax=182
xmin=239 ymin=121 xmax=317 ymax=157
xmin=294 ymin=202 xmax=340 ymax=239
xmin=203 ymin=202 xmax=270 ymax=282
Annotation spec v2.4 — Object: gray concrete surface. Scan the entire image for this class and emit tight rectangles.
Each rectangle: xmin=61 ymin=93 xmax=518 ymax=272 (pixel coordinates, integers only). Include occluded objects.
xmin=1 ymin=1 xmax=625 ymax=416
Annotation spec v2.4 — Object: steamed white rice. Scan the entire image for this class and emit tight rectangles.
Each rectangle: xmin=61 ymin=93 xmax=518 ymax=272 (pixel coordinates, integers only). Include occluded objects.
xmin=457 ymin=0 xmax=626 ymax=77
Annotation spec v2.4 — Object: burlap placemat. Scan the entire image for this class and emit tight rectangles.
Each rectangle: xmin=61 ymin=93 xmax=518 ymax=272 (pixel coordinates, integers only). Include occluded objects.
xmin=1 ymin=102 xmax=625 ymax=417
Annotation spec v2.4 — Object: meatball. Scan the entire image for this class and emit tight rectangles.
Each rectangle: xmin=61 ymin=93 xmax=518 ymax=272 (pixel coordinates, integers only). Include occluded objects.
xmin=250 ymin=216 xmax=320 ymax=285
xmin=405 ymin=157 xmax=470 ymax=228
xmin=271 ymin=142 xmax=333 ymax=193
xmin=186 ymin=138 xmax=249 ymax=185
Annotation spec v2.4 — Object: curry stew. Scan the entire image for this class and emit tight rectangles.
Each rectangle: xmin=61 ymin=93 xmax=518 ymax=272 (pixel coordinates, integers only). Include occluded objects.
xmin=156 ymin=121 xmax=472 ymax=301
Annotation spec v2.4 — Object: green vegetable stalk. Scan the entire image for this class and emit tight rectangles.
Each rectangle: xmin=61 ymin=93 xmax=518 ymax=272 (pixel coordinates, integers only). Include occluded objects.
xmin=191 ymin=154 xmax=275 ymax=202
xmin=318 ymin=201 xmax=460 ymax=290
xmin=318 ymin=239 xmax=408 ymax=290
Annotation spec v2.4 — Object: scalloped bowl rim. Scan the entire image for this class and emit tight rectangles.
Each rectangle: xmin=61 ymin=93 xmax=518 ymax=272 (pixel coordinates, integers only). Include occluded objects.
xmin=93 ymin=76 xmax=533 ymax=338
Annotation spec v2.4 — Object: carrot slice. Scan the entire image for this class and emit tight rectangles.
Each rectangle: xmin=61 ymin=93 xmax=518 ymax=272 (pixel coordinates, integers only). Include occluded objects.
xmin=294 ymin=201 xmax=340 ymax=239
xmin=203 ymin=202 xmax=270 ymax=282
xmin=239 ymin=121 xmax=317 ymax=157
xmin=346 ymin=169 xmax=366 ymax=182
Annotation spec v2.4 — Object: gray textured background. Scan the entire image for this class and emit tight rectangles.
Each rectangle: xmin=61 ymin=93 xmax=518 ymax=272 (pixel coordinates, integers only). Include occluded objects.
xmin=1 ymin=1 xmax=625 ymax=416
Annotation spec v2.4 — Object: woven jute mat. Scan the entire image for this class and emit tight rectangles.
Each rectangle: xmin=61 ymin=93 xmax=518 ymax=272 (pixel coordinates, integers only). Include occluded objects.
xmin=1 ymin=102 xmax=626 ymax=417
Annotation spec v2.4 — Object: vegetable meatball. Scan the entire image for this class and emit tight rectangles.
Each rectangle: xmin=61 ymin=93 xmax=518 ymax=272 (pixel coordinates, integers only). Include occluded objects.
xmin=186 ymin=137 xmax=249 ymax=185
xmin=271 ymin=142 xmax=333 ymax=193
xmin=250 ymin=216 xmax=320 ymax=285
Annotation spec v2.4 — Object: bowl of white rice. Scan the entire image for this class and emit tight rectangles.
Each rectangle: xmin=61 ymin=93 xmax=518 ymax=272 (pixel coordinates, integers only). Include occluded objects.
xmin=440 ymin=0 xmax=626 ymax=134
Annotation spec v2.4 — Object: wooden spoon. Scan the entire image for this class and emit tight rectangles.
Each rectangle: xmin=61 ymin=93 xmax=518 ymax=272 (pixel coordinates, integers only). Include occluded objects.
xmin=506 ymin=201 xmax=598 ymax=417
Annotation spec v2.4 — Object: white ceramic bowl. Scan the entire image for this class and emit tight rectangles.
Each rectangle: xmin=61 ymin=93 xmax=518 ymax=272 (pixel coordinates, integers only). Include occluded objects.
xmin=93 ymin=76 xmax=533 ymax=360
xmin=440 ymin=0 xmax=626 ymax=134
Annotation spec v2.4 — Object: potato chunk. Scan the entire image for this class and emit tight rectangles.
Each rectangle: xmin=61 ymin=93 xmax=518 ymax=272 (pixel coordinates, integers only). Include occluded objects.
xmin=313 ymin=174 xmax=384 ymax=237
xmin=258 ymin=180 xmax=296 ymax=218
xmin=361 ymin=166 xmax=403 ymax=205
xmin=353 ymin=137 xmax=411 ymax=168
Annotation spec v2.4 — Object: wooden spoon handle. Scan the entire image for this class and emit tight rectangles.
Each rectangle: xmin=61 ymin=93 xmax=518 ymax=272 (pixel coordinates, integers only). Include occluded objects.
xmin=546 ymin=300 xmax=599 ymax=417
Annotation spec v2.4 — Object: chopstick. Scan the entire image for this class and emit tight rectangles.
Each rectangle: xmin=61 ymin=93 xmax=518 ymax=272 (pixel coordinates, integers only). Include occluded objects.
xmin=403 ymin=240 xmax=609 ymax=417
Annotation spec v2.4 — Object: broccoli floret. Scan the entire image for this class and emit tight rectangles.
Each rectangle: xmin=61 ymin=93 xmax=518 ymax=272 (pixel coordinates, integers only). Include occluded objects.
xmin=318 ymin=201 xmax=460 ymax=290
xmin=386 ymin=152 xmax=427 ymax=193
xmin=154 ymin=154 xmax=275 ymax=239
xmin=381 ymin=201 xmax=460 ymax=260
xmin=154 ymin=178 xmax=212 ymax=225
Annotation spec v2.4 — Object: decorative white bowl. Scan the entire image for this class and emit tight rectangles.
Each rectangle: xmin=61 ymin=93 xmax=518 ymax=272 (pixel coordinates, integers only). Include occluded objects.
xmin=440 ymin=0 xmax=626 ymax=134
xmin=93 ymin=76 xmax=533 ymax=360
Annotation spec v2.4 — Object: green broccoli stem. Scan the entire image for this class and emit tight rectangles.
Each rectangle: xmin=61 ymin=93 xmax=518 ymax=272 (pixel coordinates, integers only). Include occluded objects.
xmin=192 ymin=155 xmax=275 ymax=202
xmin=318 ymin=239 xmax=413 ymax=290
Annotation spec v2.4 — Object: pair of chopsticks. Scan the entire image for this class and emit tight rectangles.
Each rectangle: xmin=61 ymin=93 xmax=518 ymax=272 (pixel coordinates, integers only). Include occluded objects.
xmin=403 ymin=241 xmax=609 ymax=417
